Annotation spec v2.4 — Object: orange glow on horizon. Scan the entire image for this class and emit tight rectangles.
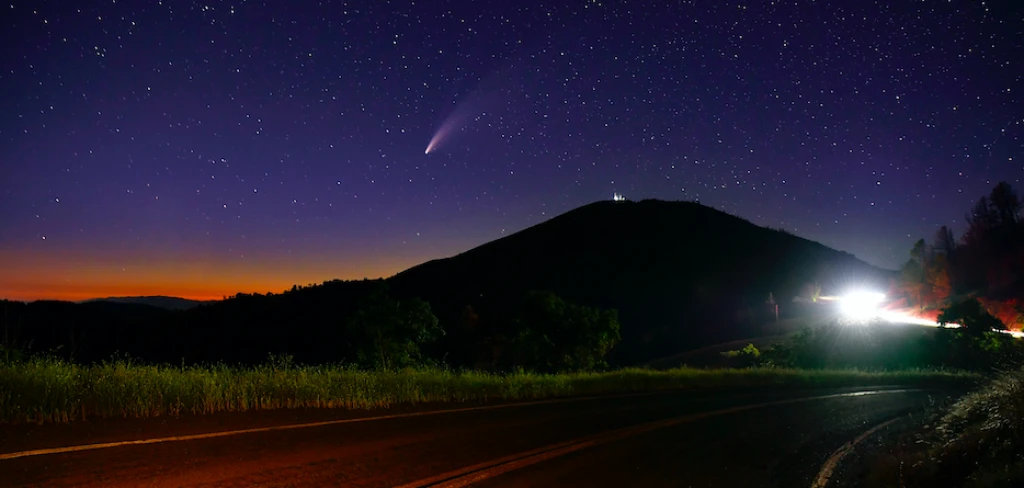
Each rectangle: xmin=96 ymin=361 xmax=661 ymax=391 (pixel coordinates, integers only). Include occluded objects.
xmin=0 ymin=247 xmax=425 ymax=302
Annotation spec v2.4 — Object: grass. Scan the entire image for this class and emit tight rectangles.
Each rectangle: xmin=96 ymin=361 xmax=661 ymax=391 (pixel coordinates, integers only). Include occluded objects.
xmin=0 ymin=357 xmax=979 ymax=425
xmin=854 ymin=366 xmax=1024 ymax=488
xmin=926 ymin=365 xmax=1024 ymax=487
xmin=940 ymin=366 xmax=1024 ymax=446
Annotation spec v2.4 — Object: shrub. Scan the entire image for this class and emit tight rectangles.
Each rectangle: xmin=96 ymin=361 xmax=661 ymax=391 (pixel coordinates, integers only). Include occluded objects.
xmin=720 ymin=343 xmax=761 ymax=367
xmin=938 ymin=298 xmax=1006 ymax=335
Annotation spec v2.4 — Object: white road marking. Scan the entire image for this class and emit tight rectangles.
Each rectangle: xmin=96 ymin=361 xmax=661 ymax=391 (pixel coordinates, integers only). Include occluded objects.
xmin=0 ymin=391 xmax=667 ymax=462
xmin=392 ymin=435 xmax=600 ymax=488
xmin=810 ymin=416 xmax=904 ymax=488
xmin=423 ymin=440 xmax=600 ymax=488
xmin=398 ymin=389 xmax=915 ymax=488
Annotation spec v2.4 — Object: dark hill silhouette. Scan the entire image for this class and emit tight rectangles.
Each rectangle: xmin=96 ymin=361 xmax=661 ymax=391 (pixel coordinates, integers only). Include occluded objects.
xmin=1 ymin=300 xmax=179 ymax=362
xmin=3 ymin=199 xmax=892 ymax=367
xmin=1 ymin=281 xmax=384 ymax=365
xmin=389 ymin=199 xmax=892 ymax=364
xmin=83 ymin=296 xmax=212 ymax=310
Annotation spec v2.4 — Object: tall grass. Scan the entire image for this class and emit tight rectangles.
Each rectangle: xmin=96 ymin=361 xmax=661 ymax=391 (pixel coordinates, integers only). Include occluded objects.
xmin=926 ymin=366 xmax=1024 ymax=487
xmin=0 ymin=357 xmax=977 ymax=425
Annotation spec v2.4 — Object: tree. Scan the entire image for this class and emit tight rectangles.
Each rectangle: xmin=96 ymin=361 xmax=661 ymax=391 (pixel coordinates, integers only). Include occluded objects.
xmin=910 ymin=238 xmax=928 ymax=264
xmin=963 ymin=197 xmax=997 ymax=248
xmin=957 ymin=183 xmax=1024 ymax=295
xmin=926 ymin=253 xmax=953 ymax=304
xmin=933 ymin=225 xmax=957 ymax=257
xmin=937 ymin=298 xmax=1006 ymax=336
xmin=508 ymin=291 xmax=621 ymax=372
xmin=346 ymin=288 xmax=444 ymax=370
xmin=989 ymin=181 xmax=1020 ymax=228
xmin=900 ymin=241 xmax=927 ymax=309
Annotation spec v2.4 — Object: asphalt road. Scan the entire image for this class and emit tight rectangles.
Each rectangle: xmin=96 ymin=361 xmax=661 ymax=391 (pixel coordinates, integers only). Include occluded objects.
xmin=0 ymin=387 xmax=945 ymax=488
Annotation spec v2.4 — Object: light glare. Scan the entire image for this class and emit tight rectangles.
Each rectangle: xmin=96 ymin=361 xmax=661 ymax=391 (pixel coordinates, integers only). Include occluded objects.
xmin=839 ymin=290 xmax=886 ymax=320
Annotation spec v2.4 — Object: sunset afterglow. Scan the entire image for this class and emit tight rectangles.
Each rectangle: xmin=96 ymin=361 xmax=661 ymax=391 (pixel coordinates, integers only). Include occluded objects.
xmin=0 ymin=248 xmax=424 ymax=301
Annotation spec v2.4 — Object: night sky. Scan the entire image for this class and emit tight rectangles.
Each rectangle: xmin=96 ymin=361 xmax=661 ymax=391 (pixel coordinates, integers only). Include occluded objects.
xmin=2 ymin=1 xmax=1022 ymax=301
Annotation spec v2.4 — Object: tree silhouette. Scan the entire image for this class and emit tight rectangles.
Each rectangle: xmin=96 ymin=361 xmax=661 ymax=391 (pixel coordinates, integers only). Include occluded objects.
xmin=910 ymin=238 xmax=927 ymax=264
xmin=900 ymin=238 xmax=928 ymax=309
xmin=909 ymin=182 xmax=1024 ymax=321
xmin=989 ymin=181 xmax=1020 ymax=228
xmin=963 ymin=196 xmax=997 ymax=248
xmin=508 ymin=290 xmax=621 ymax=372
xmin=926 ymin=253 xmax=952 ymax=304
xmin=933 ymin=225 xmax=956 ymax=256
xmin=346 ymin=287 xmax=443 ymax=370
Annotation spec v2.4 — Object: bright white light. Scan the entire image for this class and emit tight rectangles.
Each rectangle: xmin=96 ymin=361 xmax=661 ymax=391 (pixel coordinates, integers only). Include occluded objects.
xmin=839 ymin=291 xmax=886 ymax=321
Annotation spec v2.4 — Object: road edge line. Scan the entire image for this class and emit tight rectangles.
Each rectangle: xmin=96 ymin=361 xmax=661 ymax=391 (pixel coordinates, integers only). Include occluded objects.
xmin=399 ymin=389 xmax=914 ymax=488
xmin=0 ymin=390 xmax=667 ymax=462
xmin=810 ymin=416 xmax=905 ymax=488
xmin=0 ymin=388 xmax=914 ymax=463
xmin=390 ymin=437 xmax=598 ymax=488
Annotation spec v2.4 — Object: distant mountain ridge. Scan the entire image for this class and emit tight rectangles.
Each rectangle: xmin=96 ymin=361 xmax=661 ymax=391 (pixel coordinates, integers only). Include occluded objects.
xmin=82 ymin=296 xmax=212 ymax=310
xmin=5 ymin=199 xmax=893 ymax=366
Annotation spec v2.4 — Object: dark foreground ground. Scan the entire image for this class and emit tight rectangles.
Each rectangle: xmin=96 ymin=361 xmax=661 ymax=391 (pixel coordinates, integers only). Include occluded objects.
xmin=0 ymin=387 xmax=950 ymax=488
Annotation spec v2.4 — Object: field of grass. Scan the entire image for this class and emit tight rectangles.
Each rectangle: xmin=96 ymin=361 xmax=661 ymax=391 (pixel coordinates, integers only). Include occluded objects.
xmin=0 ymin=357 xmax=979 ymax=425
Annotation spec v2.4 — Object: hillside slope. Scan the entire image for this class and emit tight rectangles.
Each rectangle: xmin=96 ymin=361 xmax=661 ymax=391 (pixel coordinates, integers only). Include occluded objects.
xmin=390 ymin=199 xmax=891 ymax=363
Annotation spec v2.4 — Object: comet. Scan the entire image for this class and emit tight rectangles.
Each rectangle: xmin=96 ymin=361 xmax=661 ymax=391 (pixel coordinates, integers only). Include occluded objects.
xmin=424 ymin=99 xmax=480 ymax=155
xmin=424 ymin=117 xmax=459 ymax=154
xmin=424 ymin=73 xmax=514 ymax=155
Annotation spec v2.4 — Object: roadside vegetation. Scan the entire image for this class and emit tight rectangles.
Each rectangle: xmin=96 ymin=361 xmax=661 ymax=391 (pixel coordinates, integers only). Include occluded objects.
xmin=0 ymin=284 xmax=985 ymax=426
xmin=717 ymin=316 xmax=1023 ymax=372
xmin=0 ymin=356 xmax=976 ymax=425
xmin=857 ymin=366 xmax=1024 ymax=488
xmin=928 ymin=366 xmax=1024 ymax=487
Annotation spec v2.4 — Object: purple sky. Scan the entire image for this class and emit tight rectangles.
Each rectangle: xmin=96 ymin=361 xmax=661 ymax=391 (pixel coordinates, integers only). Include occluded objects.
xmin=1 ymin=0 xmax=1022 ymax=300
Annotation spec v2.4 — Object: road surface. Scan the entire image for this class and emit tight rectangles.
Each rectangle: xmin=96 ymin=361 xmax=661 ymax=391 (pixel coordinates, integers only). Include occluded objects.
xmin=0 ymin=387 xmax=945 ymax=488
